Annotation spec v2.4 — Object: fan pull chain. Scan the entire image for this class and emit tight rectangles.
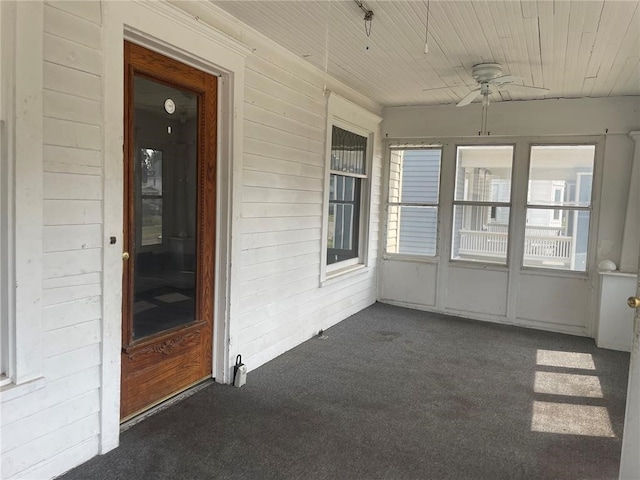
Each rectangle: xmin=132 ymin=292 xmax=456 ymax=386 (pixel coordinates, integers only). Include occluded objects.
xmin=323 ymin=0 xmax=331 ymax=94
xmin=424 ymin=0 xmax=430 ymax=54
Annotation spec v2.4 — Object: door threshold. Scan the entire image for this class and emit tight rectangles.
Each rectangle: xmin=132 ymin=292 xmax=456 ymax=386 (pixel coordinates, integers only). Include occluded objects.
xmin=120 ymin=377 xmax=214 ymax=431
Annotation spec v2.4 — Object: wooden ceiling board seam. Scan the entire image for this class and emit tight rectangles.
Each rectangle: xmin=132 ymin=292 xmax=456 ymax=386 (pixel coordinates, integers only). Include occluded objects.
xmin=521 ymin=1 xmax=539 ymax=20
xmin=426 ymin=1 xmax=470 ymax=66
xmin=583 ymin=1 xmax=608 ymax=81
xmin=503 ymin=1 xmax=535 ymax=90
xmin=561 ymin=1 xmax=587 ymax=95
xmin=536 ymin=0 xmax=555 ymax=92
xmin=453 ymin=1 xmax=495 ymax=63
xmin=584 ymin=1 xmax=634 ymax=88
xmin=522 ymin=17 xmax=544 ymax=91
xmin=490 ymin=2 xmax=526 ymax=85
xmin=446 ymin=1 xmax=484 ymax=66
xmin=470 ymin=1 xmax=511 ymax=75
xmin=551 ymin=0 xmax=571 ymax=97
xmin=590 ymin=2 xmax=640 ymax=95
xmin=621 ymin=58 xmax=640 ymax=94
xmin=609 ymin=56 xmax=640 ymax=97
xmin=601 ymin=32 xmax=640 ymax=97
xmin=574 ymin=2 xmax=605 ymax=97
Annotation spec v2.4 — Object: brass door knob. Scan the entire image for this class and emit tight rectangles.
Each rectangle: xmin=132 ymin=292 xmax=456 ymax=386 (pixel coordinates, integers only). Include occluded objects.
xmin=627 ymin=296 xmax=640 ymax=309
xmin=122 ymin=252 xmax=130 ymax=260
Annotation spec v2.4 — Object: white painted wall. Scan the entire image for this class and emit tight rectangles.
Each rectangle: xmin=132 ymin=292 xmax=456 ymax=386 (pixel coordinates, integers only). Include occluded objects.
xmin=175 ymin=2 xmax=383 ymax=372
xmin=1 ymin=2 xmax=103 ymax=479
xmin=0 ymin=1 xmax=382 ymax=478
xmin=380 ymin=97 xmax=640 ymax=336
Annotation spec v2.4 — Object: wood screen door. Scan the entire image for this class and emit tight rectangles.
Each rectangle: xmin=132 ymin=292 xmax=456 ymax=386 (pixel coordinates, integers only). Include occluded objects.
xmin=121 ymin=42 xmax=217 ymax=420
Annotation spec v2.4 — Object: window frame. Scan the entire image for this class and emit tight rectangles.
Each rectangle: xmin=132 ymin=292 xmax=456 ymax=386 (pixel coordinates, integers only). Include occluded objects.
xmin=522 ymin=142 xmax=599 ymax=273
xmin=137 ymin=146 xmax=165 ymax=251
xmin=320 ymin=93 xmax=381 ymax=283
xmin=327 ymin=166 xmax=363 ymax=266
xmin=385 ymin=146 xmax=443 ymax=259
xmin=450 ymin=143 xmax=516 ymax=267
xmin=1 ymin=0 xmax=44 ymax=389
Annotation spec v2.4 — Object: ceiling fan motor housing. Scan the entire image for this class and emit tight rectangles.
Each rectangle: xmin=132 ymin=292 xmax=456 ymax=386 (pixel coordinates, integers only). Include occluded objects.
xmin=471 ymin=63 xmax=504 ymax=83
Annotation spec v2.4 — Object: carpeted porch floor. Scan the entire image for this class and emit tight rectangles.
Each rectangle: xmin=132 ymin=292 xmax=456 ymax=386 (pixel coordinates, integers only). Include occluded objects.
xmin=61 ymin=302 xmax=630 ymax=479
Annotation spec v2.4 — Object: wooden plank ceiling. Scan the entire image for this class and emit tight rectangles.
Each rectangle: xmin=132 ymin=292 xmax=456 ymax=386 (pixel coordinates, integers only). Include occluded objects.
xmin=213 ymin=1 xmax=640 ymax=107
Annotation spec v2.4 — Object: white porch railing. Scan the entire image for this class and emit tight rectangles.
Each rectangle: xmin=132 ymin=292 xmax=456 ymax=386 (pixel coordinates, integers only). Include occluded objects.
xmin=487 ymin=223 xmax=564 ymax=237
xmin=458 ymin=230 xmax=573 ymax=263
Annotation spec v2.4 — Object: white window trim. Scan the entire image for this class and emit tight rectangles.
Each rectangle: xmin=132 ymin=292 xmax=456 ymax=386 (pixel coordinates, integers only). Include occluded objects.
xmin=0 ymin=0 xmax=44 ymax=391
xmin=385 ymin=146 xmax=443 ymax=259
xmin=320 ymin=92 xmax=381 ymax=284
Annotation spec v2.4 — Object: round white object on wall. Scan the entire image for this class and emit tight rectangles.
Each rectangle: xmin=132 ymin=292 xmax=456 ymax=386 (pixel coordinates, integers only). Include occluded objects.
xmin=598 ymin=259 xmax=617 ymax=272
xmin=164 ymin=98 xmax=176 ymax=114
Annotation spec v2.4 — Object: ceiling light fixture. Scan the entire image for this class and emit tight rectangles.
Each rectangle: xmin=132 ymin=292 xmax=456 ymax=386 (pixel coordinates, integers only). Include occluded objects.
xmin=353 ymin=0 xmax=374 ymax=37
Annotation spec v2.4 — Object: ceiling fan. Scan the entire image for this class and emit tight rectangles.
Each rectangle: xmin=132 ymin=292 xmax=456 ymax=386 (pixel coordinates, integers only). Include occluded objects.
xmin=456 ymin=62 xmax=550 ymax=107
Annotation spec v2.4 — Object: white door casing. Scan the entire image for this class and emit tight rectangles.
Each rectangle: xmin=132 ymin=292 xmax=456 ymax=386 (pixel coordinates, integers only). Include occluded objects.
xmin=619 ymin=131 xmax=640 ymax=479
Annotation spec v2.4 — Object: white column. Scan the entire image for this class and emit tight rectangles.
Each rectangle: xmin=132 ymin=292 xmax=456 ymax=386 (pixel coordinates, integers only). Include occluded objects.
xmin=619 ymin=132 xmax=640 ymax=272
xmin=620 ymin=133 xmax=640 ymax=479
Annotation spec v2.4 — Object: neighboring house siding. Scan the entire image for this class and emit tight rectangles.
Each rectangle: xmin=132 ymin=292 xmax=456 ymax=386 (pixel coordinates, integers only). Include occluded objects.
xmin=237 ymin=47 xmax=381 ymax=369
xmin=397 ymin=150 xmax=439 ymax=255
xmin=1 ymin=3 xmax=103 ymax=479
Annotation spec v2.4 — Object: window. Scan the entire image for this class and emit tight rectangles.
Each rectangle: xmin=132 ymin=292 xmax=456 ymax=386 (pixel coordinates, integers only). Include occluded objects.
xmin=327 ymin=126 xmax=367 ymax=266
xmin=524 ymin=145 xmax=595 ymax=271
xmin=321 ymin=93 xmax=381 ymax=280
xmin=451 ymin=145 xmax=514 ymax=265
xmin=139 ymin=148 xmax=163 ymax=247
xmin=386 ymin=148 xmax=442 ymax=256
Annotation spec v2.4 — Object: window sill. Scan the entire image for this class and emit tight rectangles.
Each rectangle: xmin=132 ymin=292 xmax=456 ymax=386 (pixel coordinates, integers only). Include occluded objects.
xmin=1 ymin=376 xmax=46 ymax=403
xmin=322 ymin=263 xmax=368 ymax=286
xmin=519 ymin=266 xmax=590 ymax=279
xmin=448 ymin=259 xmax=509 ymax=272
xmin=382 ymin=254 xmax=439 ymax=264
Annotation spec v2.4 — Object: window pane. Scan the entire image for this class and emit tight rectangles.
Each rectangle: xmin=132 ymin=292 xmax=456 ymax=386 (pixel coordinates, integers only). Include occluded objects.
xmin=451 ymin=205 xmax=510 ymax=264
xmin=528 ymin=145 xmax=595 ymax=207
xmin=387 ymin=206 xmax=438 ymax=256
xmin=141 ymin=148 xmax=163 ymax=196
xmin=331 ymin=126 xmax=366 ymax=175
xmin=330 ymin=175 xmax=356 ymax=202
xmin=389 ymin=149 xmax=441 ymax=204
xmin=455 ymin=146 xmax=513 ymax=202
xmin=141 ymin=198 xmax=162 ymax=246
xmin=524 ymin=209 xmax=590 ymax=271
xmin=327 ymin=173 xmax=361 ymax=265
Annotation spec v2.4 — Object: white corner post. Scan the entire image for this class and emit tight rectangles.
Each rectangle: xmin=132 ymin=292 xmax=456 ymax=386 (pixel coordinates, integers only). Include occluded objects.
xmin=619 ymin=131 xmax=640 ymax=479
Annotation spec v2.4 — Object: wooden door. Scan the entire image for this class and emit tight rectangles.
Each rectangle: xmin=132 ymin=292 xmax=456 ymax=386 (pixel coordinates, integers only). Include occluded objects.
xmin=121 ymin=42 xmax=217 ymax=420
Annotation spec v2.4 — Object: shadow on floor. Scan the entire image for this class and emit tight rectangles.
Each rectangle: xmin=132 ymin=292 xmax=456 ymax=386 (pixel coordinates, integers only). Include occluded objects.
xmin=62 ymin=302 xmax=630 ymax=480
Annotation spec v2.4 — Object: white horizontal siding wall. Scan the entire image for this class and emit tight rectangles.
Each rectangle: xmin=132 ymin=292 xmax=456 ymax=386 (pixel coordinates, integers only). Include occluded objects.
xmin=236 ymin=42 xmax=382 ymax=371
xmin=1 ymin=2 xmax=103 ymax=479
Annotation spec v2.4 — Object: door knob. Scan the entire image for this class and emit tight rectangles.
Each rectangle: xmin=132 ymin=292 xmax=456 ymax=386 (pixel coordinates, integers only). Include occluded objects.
xmin=122 ymin=252 xmax=130 ymax=260
xmin=627 ymin=296 xmax=640 ymax=309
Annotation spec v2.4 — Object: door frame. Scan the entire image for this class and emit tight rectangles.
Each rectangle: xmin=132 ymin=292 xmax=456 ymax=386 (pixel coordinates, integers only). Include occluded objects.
xmin=101 ymin=1 xmax=251 ymax=454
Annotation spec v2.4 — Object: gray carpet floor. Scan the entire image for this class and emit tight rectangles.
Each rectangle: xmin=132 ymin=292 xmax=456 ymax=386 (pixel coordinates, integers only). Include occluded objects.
xmin=62 ymin=302 xmax=630 ymax=480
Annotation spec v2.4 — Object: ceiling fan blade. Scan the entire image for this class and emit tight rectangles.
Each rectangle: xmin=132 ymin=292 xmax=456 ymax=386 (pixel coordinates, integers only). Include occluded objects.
xmin=500 ymin=83 xmax=550 ymax=94
xmin=490 ymin=75 xmax=522 ymax=85
xmin=456 ymin=88 xmax=482 ymax=107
